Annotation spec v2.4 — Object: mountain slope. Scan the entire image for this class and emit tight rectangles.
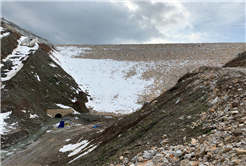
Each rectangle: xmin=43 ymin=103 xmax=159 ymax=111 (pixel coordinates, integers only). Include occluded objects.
xmin=1 ymin=18 xmax=88 ymax=149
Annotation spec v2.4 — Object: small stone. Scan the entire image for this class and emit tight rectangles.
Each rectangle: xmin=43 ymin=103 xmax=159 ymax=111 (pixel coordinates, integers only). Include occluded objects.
xmin=138 ymin=160 xmax=155 ymax=166
xmin=235 ymin=149 xmax=246 ymax=155
xmin=208 ymin=108 xmax=215 ymax=113
xmin=232 ymin=160 xmax=241 ymax=165
xmin=191 ymin=138 xmax=197 ymax=146
xmin=160 ymin=139 xmax=169 ymax=146
xmin=222 ymin=147 xmax=232 ymax=153
xmin=180 ymin=160 xmax=189 ymax=166
xmin=123 ymin=157 xmax=129 ymax=164
xmin=152 ymin=154 xmax=164 ymax=164
xmin=211 ymin=97 xmax=218 ymax=105
xmin=223 ymin=94 xmax=229 ymax=100
xmin=162 ymin=134 xmax=167 ymax=139
xmin=120 ymin=156 xmax=124 ymax=160
xmin=231 ymin=111 xmax=239 ymax=115
xmin=143 ymin=152 xmax=152 ymax=159
xmin=232 ymin=129 xmax=243 ymax=136
xmin=138 ymin=156 xmax=146 ymax=162
xmin=175 ymin=150 xmax=182 ymax=157
xmin=131 ymin=156 xmax=138 ymax=162
xmin=188 ymin=161 xmax=198 ymax=166
xmin=169 ymin=153 xmax=174 ymax=159
xmin=124 ymin=151 xmax=129 ymax=154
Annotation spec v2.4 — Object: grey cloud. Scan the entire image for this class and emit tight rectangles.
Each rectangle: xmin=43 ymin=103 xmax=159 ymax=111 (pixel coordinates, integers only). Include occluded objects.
xmin=1 ymin=1 xmax=245 ymax=44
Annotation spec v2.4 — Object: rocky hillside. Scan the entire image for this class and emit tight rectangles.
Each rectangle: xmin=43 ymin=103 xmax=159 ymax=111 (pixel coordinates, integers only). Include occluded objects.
xmin=51 ymin=51 xmax=246 ymax=166
xmin=1 ymin=18 xmax=88 ymax=149
xmin=224 ymin=51 xmax=246 ymax=68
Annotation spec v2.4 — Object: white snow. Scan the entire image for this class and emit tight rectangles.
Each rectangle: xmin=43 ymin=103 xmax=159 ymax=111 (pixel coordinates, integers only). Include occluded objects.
xmin=68 ymin=144 xmax=98 ymax=164
xmin=34 ymin=73 xmax=41 ymax=81
xmin=29 ymin=114 xmax=39 ymax=119
xmin=65 ymin=139 xmax=71 ymax=142
xmin=0 ymin=27 xmax=4 ymax=31
xmin=73 ymin=124 xmax=82 ymax=126
xmin=70 ymin=97 xmax=77 ymax=103
xmin=1 ymin=36 xmax=39 ymax=82
xmin=46 ymin=130 xmax=52 ymax=133
xmin=53 ymin=123 xmax=60 ymax=127
xmin=72 ymin=110 xmax=80 ymax=115
xmin=55 ymin=46 xmax=211 ymax=114
xmin=0 ymin=111 xmax=12 ymax=135
xmin=59 ymin=140 xmax=89 ymax=153
xmin=68 ymin=140 xmax=90 ymax=157
xmin=56 ymin=103 xmax=80 ymax=114
xmin=49 ymin=63 xmax=57 ymax=67
xmin=56 ymin=103 xmax=71 ymax=109
xmin=21 ymin=110 xmax=26 ymax=113
xmin=53 ymin=47 xmax=156 ymax=114
xmin=47 ymin=114 xmax=53 ymax=118
xmin=175 ymin=98 xmax=180 ymax=104
xmin=0 ymin=32 xmax=10 ymax=38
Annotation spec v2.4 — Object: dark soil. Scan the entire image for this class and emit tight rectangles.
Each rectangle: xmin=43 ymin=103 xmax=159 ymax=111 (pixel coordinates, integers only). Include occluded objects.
xmin=224 ymin=51 xmax=246 ymax=67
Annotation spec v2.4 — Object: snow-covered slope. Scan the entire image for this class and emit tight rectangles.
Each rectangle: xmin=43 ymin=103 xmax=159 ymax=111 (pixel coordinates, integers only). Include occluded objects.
xmin=55 ymin=46 xmax=214 ymax=114
xmin=52 ymin=47 xmax=154 ymax=114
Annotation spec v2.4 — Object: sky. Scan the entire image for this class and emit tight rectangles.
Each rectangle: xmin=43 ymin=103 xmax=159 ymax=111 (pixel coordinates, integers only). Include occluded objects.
xmin=1 ymin=1 xmax=245 ymax=44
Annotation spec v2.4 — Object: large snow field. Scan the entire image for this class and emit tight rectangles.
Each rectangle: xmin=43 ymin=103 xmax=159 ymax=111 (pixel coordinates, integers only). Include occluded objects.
xmin=55 ymin=46 xmax=210 ymax=114
xmin=52 ymin=48 xmax=155 ymax=114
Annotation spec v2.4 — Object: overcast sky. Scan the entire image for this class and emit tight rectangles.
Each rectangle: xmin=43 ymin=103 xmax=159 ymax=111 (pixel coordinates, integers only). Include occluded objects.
xmin=1 ymin=1 xmax=245 ymax=44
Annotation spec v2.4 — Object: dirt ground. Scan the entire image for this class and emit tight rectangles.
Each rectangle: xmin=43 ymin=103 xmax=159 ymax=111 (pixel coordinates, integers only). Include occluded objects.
xmin=1 ymin=115 xmax=116 ymax=166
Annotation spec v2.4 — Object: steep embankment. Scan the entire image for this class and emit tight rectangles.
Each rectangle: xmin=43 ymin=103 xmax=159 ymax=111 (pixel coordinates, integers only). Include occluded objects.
xmin=51 ymin=52 xmax=246 ymax=166
xmin=1 ymin=19 xmax=88 ymax=149
xmin=224 ymin=51 xmax=246 ymax=68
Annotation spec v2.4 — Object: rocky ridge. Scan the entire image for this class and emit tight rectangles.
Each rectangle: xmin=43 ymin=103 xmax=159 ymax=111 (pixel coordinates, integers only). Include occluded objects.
xmin=111 ymin=58 xmax=246 ymax=166
xmin=47 ymin=54 xmax=245 ymax=166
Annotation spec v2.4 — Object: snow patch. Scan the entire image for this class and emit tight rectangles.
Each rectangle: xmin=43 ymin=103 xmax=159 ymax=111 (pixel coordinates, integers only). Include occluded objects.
xmin=34 ymin=73 xmax=41 ymax=81
xmin=49 ymin=63 xmax=57 ymax=67
xmin=29 ymin=114 xmax=39 ymax=119
xmin=59 ymin=140 xmax=89 ymax=153
xmin=68 ymin=144 xmax=99 ymax=164
xmin=56 ymin=104 xmax=71 ymax=109
xmin=47 ymin=114 xmax=53 ymax=118
xmin=0 ymin=32 xmax=10 ymax=38
xmin=56 ymin=103 xmax=80 ymax=114
xmin=72 ymin=110 xmax=80 ymax=115
xmin=21 ymin=110 xmax=26 ymax=113
xmin=1 ymin=36 xmax=39 ymax=82
xmin=0 ymin=27 xmax=4 ymax=31
xmin=0 ymin=111 xmax=12 ymax=135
